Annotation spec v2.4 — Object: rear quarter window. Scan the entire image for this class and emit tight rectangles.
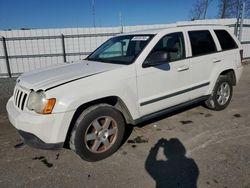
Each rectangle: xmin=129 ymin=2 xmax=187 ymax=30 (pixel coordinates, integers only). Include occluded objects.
xmin=188 ymin=30 xmax=217 ymax=56
xmin=214 ymin=30 xmax=238 ymax=50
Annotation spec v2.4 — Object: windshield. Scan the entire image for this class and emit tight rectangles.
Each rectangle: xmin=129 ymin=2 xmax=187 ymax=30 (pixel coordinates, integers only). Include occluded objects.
xmin=87 ymin=34 xmax=154 ymax=65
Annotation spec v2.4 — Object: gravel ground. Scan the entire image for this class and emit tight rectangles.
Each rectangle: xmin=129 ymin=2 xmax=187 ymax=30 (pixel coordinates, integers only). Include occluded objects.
xmin=0 ymin=78 xmax=16 ymax=114
xmin=0 ymin=64 xmax=250 ymax=188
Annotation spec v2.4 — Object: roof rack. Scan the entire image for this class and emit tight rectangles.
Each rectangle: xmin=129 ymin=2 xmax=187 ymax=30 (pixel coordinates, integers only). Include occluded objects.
xmin=176 ymin=22 xmax=223 ymax=27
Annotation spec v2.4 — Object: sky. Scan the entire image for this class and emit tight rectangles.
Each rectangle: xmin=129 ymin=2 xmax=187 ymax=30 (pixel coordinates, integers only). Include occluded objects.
xmin=0 ymin=0 xmax=219 ymax=30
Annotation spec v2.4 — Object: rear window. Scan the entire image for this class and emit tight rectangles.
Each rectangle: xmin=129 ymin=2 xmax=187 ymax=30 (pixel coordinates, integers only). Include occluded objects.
xmin=214 ymin=30 xmax=238 ymax=50
xmin=188 ymin=30 xmax=217 ymax=56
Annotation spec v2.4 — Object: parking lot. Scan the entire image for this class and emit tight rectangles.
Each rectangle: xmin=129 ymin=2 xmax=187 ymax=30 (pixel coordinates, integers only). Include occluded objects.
xmin=0 ymin=64 xmax=250 ymax=188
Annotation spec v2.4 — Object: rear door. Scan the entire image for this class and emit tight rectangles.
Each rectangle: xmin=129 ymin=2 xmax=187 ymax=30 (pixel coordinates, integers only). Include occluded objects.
xmin=186 ymin=29 xmax=220 ymax=99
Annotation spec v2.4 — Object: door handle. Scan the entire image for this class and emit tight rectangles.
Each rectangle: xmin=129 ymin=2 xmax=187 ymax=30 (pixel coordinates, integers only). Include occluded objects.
xmin=213 ymin=59 xmax=221 ymax=63
xmin=177 ymin=65 xmax=189 ymax=72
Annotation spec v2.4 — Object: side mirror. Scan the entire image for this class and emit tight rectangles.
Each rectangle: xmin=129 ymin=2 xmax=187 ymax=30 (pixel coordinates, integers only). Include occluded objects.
xmin=143 ymin=51 xmax=168 ymax=68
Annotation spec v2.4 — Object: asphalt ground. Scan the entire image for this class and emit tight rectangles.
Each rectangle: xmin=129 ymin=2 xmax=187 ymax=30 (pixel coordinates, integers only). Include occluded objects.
xmin=0 ymin=64 xmax=250 ymax=188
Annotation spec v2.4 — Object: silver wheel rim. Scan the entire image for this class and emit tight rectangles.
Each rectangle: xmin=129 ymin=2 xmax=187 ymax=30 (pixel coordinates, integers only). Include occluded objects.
xmin=216 ymin=82 xmax=231 ymax=106
xmin=84 ymin=116 xmax=118 ymax=153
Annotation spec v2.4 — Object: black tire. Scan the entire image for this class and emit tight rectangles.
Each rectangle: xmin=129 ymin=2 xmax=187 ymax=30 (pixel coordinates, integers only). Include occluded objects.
xmin=69 ymin=104 xmax=125 ymax=162
xmin=204 ymin=75 xmax=233 ymax=111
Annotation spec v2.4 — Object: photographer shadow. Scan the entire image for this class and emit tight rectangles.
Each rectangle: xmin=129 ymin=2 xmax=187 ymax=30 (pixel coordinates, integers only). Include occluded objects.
xmin=145 ymin=138 xmax=199 ymax=188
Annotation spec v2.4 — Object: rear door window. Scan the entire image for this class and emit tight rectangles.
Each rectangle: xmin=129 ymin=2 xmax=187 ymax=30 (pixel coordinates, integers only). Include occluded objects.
xmin=188 ymin=30 xmax=217 ymax=56
xmin=214 ymin=30 xmax=238 ymax=50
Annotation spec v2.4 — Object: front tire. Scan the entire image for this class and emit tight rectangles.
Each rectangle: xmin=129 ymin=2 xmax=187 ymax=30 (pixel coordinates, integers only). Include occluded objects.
xmin=70 ymin=104 xmax=125 ymax=161
xmin=204 ymin=75 xmax=233 ymax=111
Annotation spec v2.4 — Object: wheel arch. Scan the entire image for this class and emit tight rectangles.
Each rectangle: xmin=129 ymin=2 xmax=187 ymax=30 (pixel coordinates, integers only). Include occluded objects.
xmin=64 ymin=96 xmax=133 ymax=148
xmin=219 ymin=69 xmax=236 ymax=86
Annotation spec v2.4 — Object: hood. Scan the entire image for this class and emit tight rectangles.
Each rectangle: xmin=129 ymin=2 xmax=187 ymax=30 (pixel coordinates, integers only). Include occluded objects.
xmin=18 ymin=60 xmax=124 ymax=91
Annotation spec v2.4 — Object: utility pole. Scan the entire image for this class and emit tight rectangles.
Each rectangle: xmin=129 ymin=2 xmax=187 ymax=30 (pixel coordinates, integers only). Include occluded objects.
xmin=92 ymin=0 xmax=96 ymax=27
xmin=235 ymin=1 xmax=245 ymax=39
xmin=235 ymin=0 xmax=241 ymax=35
xmin=119 ymin=11 xmax=123 ymax=33
xmin=239 ymin=1 xmax=245 ymax=41
xmin=203 ymin=0 xmax=208 ymax=19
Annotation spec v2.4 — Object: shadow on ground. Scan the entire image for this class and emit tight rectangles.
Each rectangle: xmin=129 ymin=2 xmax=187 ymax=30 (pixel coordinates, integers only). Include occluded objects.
xmin=145 ymin=138 xmax=199 ymax=188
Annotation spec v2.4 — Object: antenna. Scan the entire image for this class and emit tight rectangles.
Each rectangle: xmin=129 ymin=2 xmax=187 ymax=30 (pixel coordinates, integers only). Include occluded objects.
xmin=92 ymin=0 xmax=96 ymax=27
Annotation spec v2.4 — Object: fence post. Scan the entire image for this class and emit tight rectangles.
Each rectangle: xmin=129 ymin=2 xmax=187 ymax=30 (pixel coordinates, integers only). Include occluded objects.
xmin=2 ymin=37 xmax=11 ymax=78
xmin=61 ymin=34 xmax=67 ymax=62
xmin=234 ymin=22 xmax=238 ymax=37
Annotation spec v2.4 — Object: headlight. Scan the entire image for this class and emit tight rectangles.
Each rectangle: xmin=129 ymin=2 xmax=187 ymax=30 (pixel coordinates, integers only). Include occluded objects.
xmin=27 ymin=91 xmax=56 ymax=114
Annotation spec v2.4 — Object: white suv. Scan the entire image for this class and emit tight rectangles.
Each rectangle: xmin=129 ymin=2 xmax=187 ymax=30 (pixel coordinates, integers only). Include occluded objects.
xmin=7 ymin=25 xmax=243 ymax=161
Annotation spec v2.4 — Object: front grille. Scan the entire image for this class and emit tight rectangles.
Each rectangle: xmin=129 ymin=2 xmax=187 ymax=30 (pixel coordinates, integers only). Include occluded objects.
xmin=13 ymin=86 xmax=28 ymax=110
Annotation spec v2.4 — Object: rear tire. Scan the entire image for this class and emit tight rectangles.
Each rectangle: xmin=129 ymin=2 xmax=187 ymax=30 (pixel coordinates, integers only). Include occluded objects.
xmin=204 ymin=75 xmax=233 ymax=111
xmin=70 ymin=104 xmax=125 ymax=162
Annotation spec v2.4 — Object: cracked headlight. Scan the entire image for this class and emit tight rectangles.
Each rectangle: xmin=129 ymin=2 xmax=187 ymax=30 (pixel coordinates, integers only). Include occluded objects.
xmin=27 ymin=91 xmax=56 ymax=114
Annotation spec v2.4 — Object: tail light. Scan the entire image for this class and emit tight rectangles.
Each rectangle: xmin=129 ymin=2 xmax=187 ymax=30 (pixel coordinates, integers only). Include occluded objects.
xmin=240 ymin=49 xmax=243 ymax=63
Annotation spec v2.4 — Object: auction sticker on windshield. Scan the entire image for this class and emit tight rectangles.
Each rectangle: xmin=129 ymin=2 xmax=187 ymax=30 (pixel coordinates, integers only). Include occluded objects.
xmin=131 ymin=36 xmax=150 ymax=41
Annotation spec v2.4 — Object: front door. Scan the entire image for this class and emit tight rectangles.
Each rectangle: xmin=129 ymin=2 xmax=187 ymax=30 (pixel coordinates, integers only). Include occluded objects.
xmin=136 ymin=32 xmax=191 ymax=116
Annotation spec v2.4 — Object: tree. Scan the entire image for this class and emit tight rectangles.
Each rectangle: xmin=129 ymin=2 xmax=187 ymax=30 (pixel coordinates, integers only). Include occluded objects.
xmin=190 ymin=0 xmax=212 ymax=20
xmin=218 ymin=0 xmax=250 ymax=18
